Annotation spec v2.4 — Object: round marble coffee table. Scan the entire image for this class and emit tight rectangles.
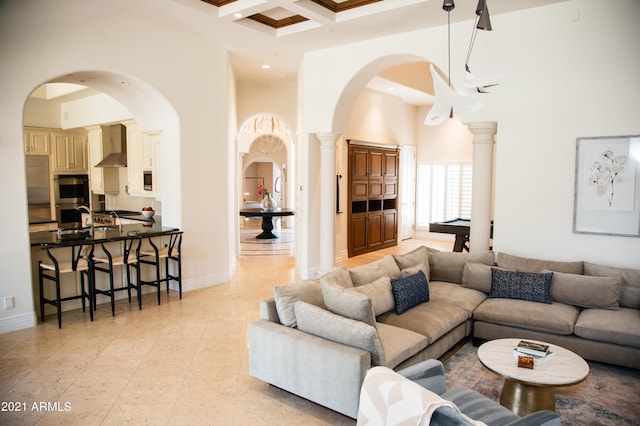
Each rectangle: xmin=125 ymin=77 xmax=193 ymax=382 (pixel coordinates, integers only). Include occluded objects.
xmin=477 ymin=338 xmax=589 ymax=416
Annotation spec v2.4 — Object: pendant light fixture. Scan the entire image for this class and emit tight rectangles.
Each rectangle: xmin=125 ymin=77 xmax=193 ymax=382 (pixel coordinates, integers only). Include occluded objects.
xmin=425 ymin=0 xmax=480 ymax=126
xmin=425 ymin=0 xmax=501 ymax=126
xmin=464 ymin=0 xmax=501 ymax=93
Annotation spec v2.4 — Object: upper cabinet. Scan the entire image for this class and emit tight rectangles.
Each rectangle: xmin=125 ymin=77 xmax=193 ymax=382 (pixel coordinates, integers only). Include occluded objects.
xmin=87 ymin=126 xmax=119 ymax=194
xmin=126 ymin=121 xmax=161 ymax=198
xmin=52 ymin=130 xmax=87 ymax=173
xmin=24 ymin=128 xmax=50 ymax=155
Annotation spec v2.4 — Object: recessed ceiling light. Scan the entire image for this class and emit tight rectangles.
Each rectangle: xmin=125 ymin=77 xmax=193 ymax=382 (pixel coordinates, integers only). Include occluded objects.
xmin=261 ymin=65 xmax=271 ymax=69
xmin=234 ymin=13 xmax=243 ymax=18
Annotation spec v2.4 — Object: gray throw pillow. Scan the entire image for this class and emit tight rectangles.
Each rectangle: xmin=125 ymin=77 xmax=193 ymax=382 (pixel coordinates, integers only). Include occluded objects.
xmin=349 ymin=255 xmax=401 ymax=286
xmin=273 ymin=278 xmax=323 ymax=327
xmin=545 ymin=269 xmax=621 ymax=310
xmin=350 ymin=276 xmax=395 ymax=316
xmin=489 ymin=268 xmax=553 ymax=304
xmin=321 ymin=280 xmax=376 ymax=327
xmin=295 ymin=301 xmax=385 ymax=365
xmin=319 ymin=266 xmax=353 ymax=288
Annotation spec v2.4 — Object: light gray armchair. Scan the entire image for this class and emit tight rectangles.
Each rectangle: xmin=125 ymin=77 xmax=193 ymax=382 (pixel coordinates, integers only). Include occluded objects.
xmin=357 ymin=359 xmax=561 ymax=426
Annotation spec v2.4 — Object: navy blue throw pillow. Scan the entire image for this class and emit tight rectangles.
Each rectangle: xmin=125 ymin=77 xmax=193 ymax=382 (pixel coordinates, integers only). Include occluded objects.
xmin=390 ymin=270 xmax=429 ymax=315
xmin=489 ymin=268 xmax=553 ymax=304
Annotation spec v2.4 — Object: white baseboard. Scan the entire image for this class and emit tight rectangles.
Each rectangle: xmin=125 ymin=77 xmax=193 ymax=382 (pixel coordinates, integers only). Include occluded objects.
xmin=0 ymin=311 xmax=37 ymax=334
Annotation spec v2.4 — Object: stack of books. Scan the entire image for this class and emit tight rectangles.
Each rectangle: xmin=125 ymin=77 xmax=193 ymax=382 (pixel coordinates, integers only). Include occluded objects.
xmin=513 ymin=340 xmax=554 ymax=368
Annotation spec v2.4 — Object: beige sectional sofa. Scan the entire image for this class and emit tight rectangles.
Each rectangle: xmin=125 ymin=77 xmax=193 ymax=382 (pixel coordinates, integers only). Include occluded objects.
xmin=248 ymin=246 xmax=640 ymax=418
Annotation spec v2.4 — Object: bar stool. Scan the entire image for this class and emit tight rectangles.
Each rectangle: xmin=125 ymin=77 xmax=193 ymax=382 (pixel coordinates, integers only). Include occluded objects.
xmin=92 ymin=238 xmax=142 ymax=316
xmin=38 ymin=243 xmax=94 ymax=328
xmin=139 ymin=231 xmax=183 ymax=305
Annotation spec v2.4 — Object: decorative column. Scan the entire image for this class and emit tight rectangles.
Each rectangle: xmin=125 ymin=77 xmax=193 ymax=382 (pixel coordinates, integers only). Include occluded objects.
xmin=467 ymin=122 xmax=497 ymax=252
xmin=316 ymin=132 xmax=340 ymax=273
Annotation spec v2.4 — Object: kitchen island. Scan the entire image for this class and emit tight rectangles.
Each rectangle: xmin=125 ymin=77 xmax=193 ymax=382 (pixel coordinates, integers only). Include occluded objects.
xmin=30 ymin=221 xmax=181 ymax=325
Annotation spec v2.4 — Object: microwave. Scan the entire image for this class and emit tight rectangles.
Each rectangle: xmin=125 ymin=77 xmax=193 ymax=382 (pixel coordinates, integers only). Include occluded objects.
xmin=143 ymin=171 xmax=152 ymax=191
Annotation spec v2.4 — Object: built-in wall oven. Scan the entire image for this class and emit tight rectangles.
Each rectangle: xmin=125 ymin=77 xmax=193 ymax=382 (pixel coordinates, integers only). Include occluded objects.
xmin=54 ymin=174 xmax=89 ymax=229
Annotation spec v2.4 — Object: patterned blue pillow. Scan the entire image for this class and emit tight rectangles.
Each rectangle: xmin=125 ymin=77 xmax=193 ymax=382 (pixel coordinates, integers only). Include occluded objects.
xmin=390 ymin=270 xmax=429 ymax=315
xmin=489 ymin=268 xmax=553 ymax=304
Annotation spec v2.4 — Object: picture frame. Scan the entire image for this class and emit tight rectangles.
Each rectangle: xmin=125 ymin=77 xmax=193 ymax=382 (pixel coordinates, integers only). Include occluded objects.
xmin=573 ymin=135 xmax=640 ymax=237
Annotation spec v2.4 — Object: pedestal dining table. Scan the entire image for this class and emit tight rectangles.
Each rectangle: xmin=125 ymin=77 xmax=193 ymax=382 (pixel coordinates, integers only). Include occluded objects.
xmin=239 ymin=208 xmax=295 ymax=239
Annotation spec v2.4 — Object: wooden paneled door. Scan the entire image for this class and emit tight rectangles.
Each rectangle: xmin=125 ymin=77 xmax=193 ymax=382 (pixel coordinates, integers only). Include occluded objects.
xmin=347 ymin=140 xmax=399 ymax=257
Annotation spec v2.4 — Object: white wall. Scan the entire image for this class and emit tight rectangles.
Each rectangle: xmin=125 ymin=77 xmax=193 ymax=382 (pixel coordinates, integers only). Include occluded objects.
xmin=0 ymin=0 xmax=232 ymax=331
xmin=301 ymin=0 xmax=640 ymax=270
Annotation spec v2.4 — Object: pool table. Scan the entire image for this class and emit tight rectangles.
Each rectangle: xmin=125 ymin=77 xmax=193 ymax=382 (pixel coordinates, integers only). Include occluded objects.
xmin=429 ymin=218 xmax=493 ymax=252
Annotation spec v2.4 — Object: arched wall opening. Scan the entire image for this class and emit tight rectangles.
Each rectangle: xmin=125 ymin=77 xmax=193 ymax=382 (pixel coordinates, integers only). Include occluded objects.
xmin=20 ymin=70 xmax=181 ymax=322
xmin=237 ymin=113 xmax=296 ymax=255
xmin=26 ymin=71 xmax=182 ymax=226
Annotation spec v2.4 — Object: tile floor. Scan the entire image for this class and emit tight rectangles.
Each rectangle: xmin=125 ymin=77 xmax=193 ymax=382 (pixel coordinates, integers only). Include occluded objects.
xmin=0 ymin=237 xmax=450 ymax=425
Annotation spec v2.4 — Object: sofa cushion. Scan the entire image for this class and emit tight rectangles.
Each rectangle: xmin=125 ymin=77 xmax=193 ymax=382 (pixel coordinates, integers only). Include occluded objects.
xmin=349 ymin=255 xmax=401 ymax=286
xmin=462 ymin=262 xmax=512 ymax=294
xmin=319 ymin=265 xmax=353 ymax=288
xmin=430 ymin=251 xmax=495 ymax=284
xmin=378 ymin=301 xmax=469 ymax=344
xmin=376 ymin=323 xmax=428 ymax=369
xmin=294 ymin=301 xmax=385 ymax=364
xmin=496 ymin=252 xmax=583 ymax=274
xmin=473 ymin=298 xmax=580 ymax=335
xmin=545 ymin=270 xmax=621 ymax=310
xmin=350 ymin=275 xmax=395 ymax=316
xmin=574 ymin=308 xmax=640 ymax=348
xmin=273 ymin=278 xmax=323 ymax=327
xmin=321 ymin=280 xmax=376 ymax=327
xmin=584 ymin=262 xmax=640 ymax=309
xmin=391 ymin=270 xmax=429 ymax=315
xmin=428 ymin=281 xmax=487 ymax=316
xmin=393 ymin=246 xmax=436 ymax=280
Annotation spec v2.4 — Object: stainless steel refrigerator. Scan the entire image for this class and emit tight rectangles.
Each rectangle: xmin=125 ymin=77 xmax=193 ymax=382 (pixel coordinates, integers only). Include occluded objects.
xmin=26 ymin=155 xmax=52 ymax=221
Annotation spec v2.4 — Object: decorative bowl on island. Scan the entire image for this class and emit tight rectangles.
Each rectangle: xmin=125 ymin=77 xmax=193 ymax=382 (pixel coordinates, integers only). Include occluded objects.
xmin=141 ymin=207 xmax=155 ymax=219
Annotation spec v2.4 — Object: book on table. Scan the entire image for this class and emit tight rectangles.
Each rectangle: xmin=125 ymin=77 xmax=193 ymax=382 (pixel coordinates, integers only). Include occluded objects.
xmin=516 ymin=340 xmax=549 ymax=357
xmin=513 ymin=349 xmax=554 ymax=366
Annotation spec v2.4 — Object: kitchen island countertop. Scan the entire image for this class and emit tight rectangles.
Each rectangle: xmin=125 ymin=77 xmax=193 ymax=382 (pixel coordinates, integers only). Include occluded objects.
xmin=30 ymin=221 xmax=179 ymax=247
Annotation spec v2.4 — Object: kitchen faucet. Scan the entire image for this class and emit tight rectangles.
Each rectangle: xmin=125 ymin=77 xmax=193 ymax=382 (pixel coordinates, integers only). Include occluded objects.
xmin=76 ymin=205 xmax=93 ymax=229
xmin=110 ymin=211 xmax=123 ymax=232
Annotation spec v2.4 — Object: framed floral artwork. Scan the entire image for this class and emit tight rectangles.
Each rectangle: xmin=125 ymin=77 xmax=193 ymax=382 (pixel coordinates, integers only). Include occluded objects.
xmin=573 ymin=135 xmax=640 ymax=237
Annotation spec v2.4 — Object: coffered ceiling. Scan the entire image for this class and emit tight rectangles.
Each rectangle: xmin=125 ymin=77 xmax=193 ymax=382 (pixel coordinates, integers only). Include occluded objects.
xmin=184 ymin=0 xmax=566 ymax=82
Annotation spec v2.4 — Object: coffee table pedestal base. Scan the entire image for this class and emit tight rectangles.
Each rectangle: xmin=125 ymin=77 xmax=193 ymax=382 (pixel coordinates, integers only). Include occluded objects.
xmin=500 ymin=379 xmax=555 ymax=417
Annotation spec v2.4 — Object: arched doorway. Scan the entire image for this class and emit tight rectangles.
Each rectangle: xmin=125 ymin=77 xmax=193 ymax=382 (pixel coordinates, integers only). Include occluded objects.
xmin=238 ymin=114 xmax=295 ymax=256
xmin=22 ymin=71 xmax=181 ymax=318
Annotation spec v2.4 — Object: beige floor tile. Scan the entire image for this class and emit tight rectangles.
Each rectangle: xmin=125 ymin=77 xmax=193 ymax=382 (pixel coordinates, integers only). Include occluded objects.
xmin=0 ymin=236 xmax=450 ymax=425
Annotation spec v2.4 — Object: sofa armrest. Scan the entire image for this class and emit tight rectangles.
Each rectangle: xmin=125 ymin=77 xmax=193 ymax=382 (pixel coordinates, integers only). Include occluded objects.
xmin=248 ymin=319 xmax=371 ymax=418
xmin=506 ymin=410 xmax=561 ymax=426
xmin=396 ymin=359 xmax=447 ymax=395
xmin=259 ymin=298 xmax=279 ymax=322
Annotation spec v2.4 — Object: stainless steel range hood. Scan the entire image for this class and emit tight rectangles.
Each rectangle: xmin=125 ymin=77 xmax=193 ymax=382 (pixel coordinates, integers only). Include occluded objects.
xmin=95 ymin=124 xmax=127 ymax=167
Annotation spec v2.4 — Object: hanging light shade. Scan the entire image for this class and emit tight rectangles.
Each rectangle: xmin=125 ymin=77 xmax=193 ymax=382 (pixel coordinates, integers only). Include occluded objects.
xmin=476 ymin=0 xmax=492 ymax=30
xmin=243 ymin=115 xmax=289 ymax=154
xmin=442 ymin=0 xmax=455 ymax=12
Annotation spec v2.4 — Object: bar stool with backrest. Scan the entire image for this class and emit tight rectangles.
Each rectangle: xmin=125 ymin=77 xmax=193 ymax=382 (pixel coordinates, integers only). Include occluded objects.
xmin=92 ymin=237 xmax=142 ymax=316
xmin=138 ymin=231 xmax=182 ymax=305
xmin=38 ymin=243 xmax=94 ymax=328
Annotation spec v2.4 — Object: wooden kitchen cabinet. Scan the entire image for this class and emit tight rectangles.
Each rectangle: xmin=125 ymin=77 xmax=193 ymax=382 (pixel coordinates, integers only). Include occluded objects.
xmin=87 ymin=126 xmax=119 ymax=194
xmin=52 ymin=131 xmax=87 ymax=173
xmin=24 ymin=128 xmax=50 ymax=155
xmin=347 ymin=141 xmax=398 ymax=257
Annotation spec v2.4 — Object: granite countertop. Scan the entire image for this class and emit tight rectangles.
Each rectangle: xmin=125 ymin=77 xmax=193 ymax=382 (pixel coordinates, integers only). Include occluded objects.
xmin=30 ymin=219 xmax=179 ymax=247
